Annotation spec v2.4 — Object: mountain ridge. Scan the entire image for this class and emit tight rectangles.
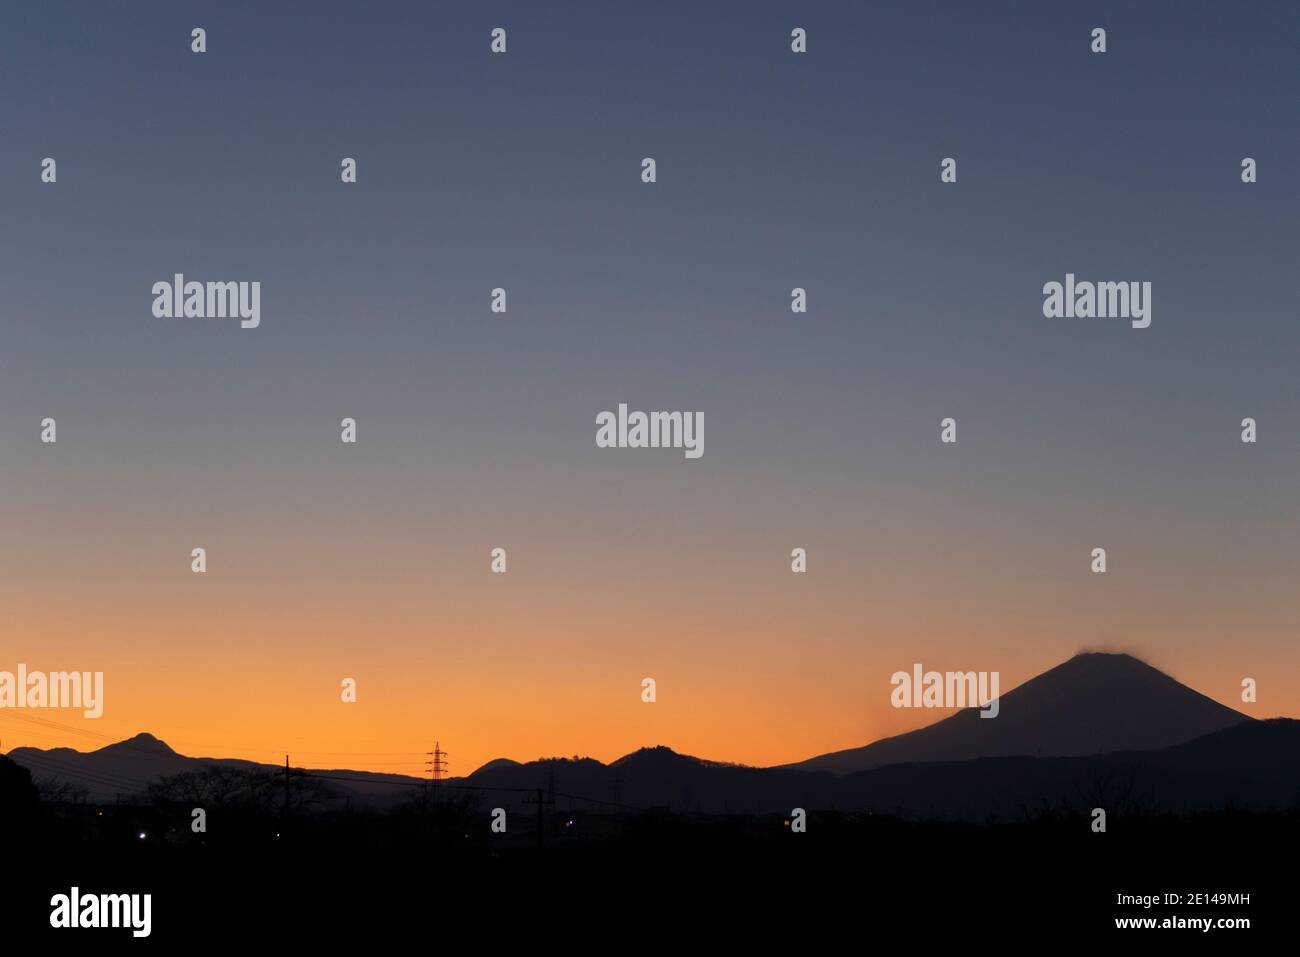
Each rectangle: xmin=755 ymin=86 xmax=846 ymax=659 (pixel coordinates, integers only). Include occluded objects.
xmin=784 ymin=652 xmax=1251 ymax=776
xmin=5 ymin=652 xmax=1275 ymax=818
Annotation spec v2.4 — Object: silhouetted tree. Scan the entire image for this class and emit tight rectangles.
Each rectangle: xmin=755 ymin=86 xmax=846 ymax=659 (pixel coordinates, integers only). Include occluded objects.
xmin=32 ymin=776 xmax=90 ymax=805
xmin=0 ymin=755 xmax=40 ymax=834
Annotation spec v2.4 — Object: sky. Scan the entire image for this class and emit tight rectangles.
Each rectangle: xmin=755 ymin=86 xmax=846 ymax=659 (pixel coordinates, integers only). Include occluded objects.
xmin=1 ymin=1 xmax=1298 ymax=776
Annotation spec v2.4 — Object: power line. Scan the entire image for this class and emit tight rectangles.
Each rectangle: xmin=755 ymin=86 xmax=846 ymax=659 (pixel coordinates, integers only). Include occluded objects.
xmin=293 ymin=770 xmax=649 ymax=812
xmin=7 ymin=748 xmax=152 ymax=788
xmin=13 ymin=754 xmax=150 ymax=793
xmin=524 ymin=787 xmax=555 ymax=849
xmin=301 ymin=770 xmax=532 ymax=794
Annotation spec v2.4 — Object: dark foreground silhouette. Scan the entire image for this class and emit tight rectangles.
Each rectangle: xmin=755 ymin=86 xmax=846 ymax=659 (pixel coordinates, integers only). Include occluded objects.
xmin=6 ymin=782 xmax=1287 ymax=941
xmin=4 ymin=750 xmax=1288 ymax=940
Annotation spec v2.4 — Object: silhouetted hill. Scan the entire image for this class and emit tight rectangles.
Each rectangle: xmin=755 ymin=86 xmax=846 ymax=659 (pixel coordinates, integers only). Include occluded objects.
xmin=9 ymin=721 xmax=1298 ymax=821
xmin=102 ymin=732 xmax=177 ymax=755
xmin=8 ymin=736 xmax=283 ymax=801
xmin=7 ymin=655 xmax=1289 ymax=821
xmin=466 ymin=745 xmax=831 ymax=814
xmin=832 ymin=718 xmax=1300 ymax=820
xmin=1144 ymin=716 xmax=1300 ymax=774
xmin=469 ymin=758 xmax=523 ymax=775
xmin=786 ymin=653 xmax=1251 ymax=775
xmin=436 ymin=721 xmax=1300 ymax=819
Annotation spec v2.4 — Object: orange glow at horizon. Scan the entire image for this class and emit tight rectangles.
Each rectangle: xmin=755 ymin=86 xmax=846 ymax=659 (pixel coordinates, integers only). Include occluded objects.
xmin=5 ymin=465 xmax=1299 ymax=777
xmin=3 ymin=580 xmax=1293 ymax=776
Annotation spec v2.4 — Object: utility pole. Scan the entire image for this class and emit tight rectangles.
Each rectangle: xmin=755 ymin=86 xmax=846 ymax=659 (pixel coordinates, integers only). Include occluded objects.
xmin=524 ymin=784 xmax=555 ymax=849
xmin=280 ymin=748 xmax=291 ymax=832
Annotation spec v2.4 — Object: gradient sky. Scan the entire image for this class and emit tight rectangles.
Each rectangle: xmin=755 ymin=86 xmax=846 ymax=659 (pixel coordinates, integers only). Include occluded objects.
xmin=2 ymin=1 xmax=1298 ymax=775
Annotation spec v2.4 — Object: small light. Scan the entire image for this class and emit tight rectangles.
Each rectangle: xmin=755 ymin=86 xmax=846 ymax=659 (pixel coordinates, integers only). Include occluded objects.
xmin=138 ymin=832 xmax=146 ymax=840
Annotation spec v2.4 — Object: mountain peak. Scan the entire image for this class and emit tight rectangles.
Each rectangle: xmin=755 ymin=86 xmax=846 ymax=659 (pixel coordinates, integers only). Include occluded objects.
xmin=788 ymin=651 xmax=1250 ymax=776
xmin=468 ymin=757 xmax=523 ymax=776
xmin=1062 ymin=650 xmax=1155 ymax=669
xmin=611 ymin=745 xmax=695 ymax=769
xmin=1068 ymin=649 xmax=1145 ymax=662
xmin=1033 ymin=652 xmax=1208 ymax=699
xmin=100 ymin=732 xmax=177 ymax=756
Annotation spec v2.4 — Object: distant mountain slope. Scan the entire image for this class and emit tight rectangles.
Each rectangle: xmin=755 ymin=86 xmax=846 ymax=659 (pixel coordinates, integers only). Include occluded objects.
xmin=468 ymin=745 xmax=828 ymax=814
xmin=7 ymin=654 xmax=1280 ymax=819
xmin=785 ymin=653 xmax=1251 ymax=776
xmin=8 ymin=733 xmax=276 ymax=800
xmin=8 ymin=720 xmax=1297 ymax=821
xmin=833 ymin=718 xmax=1300 ymax=820
xmin=7 ymin=733 xmax=426 ymax=805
